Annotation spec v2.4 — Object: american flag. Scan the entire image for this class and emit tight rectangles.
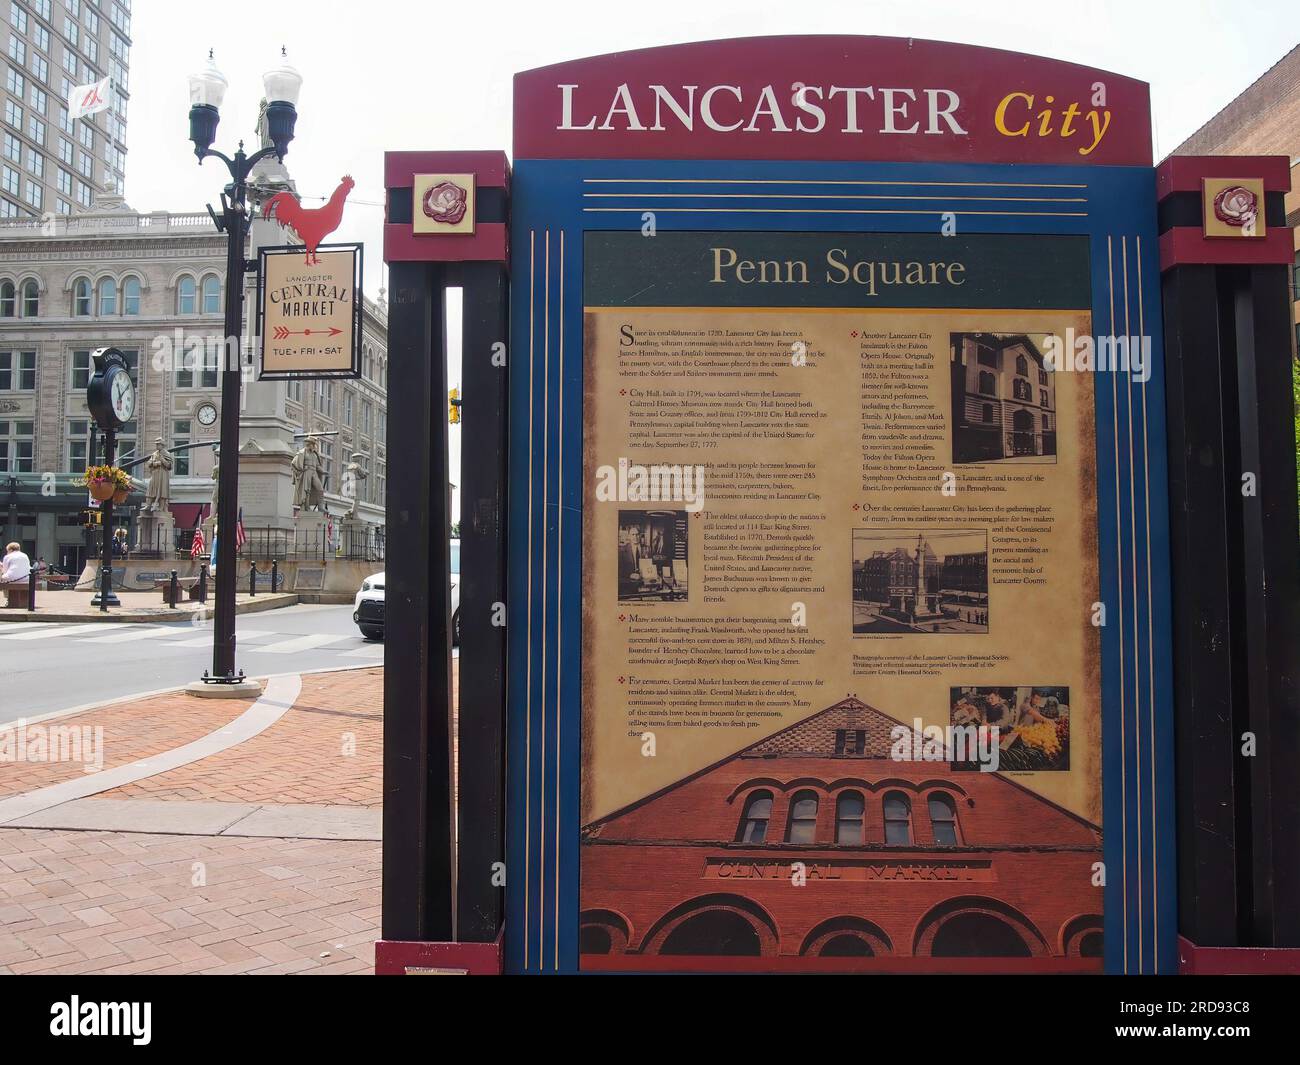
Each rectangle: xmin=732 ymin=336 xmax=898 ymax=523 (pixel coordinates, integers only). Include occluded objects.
xmin=235 ymin=508 xmax=247 ymax=550
xmin=190 ymin=527 xmax=205 ymax=560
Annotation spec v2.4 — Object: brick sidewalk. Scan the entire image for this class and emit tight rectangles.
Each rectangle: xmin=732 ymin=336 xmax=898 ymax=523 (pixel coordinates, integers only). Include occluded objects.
xmin=0 ymin=829 xmax=378 ymax=974
xmin=106 ymin=669 xmax=384 ymax=807
xmin=0 ymin=664 xmax=423 ymax=974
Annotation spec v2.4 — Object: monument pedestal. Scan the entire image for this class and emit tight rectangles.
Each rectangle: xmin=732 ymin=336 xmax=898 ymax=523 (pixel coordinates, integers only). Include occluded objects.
xmin=135 ymin=510 xmax=176 ymax=556
xmin=296 ymin=509 xmax=328 ymax=558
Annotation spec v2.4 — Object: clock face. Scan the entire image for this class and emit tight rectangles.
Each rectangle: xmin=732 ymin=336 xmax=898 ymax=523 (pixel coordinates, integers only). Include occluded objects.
xmin=197 ymin=402 xmax=218 ymax=426
xmin=109 ymin=371 xmax=135 ymax=423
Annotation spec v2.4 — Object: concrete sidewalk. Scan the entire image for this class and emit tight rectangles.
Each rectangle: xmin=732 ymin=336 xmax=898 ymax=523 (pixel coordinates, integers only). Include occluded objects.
xmin=0 ymin=588 xmax=298 ymax=623
xmin=0 ymin=664 xmax=421 ymax=974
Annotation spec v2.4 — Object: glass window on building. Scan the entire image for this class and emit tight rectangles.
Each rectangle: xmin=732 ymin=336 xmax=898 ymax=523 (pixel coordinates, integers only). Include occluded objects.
xmin=172 ymin=419 xmax=191 ymax=475
xmin=70 ymin=349 xmax=92 ymax=389
xmin=883 ymin=791 xmax=912 ymax=845
xmin=0 ymin=279 xmax=13 ymax=315
xmin=201 ymin=275 xmax=219 ymax=313
xmin=786 ymin=791 xmax=819 ymax=843
xmin=176 ymin=275 xmax=195 ymax=314
xmin=122 ymin=276 xmax=140 ymax=315
xmin=21 ymin=280 xmax=37 ymax=316
xmin=928 ymin=793 xmax=959 ymax=846
xmin=72 ymin=279 xmax=91 ymax=316
xmin=0 ymin=419 xmax=36 ymax=472
xmin=1 ymin=163 xmax=16 ymax=196
xmin=0 ymin=350 xmax=37 ymax=390
xmin=97 ymin=277 xmax=116 ymax=315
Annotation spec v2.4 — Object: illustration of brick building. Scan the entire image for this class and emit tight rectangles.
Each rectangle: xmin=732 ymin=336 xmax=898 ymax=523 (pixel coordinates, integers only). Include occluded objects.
xmin=580 ymin=697 xmax=1102 ymax=972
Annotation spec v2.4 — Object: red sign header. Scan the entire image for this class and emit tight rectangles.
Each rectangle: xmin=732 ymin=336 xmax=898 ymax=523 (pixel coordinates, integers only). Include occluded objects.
xmin=514 ymin=36 xmax=1152 ymax=167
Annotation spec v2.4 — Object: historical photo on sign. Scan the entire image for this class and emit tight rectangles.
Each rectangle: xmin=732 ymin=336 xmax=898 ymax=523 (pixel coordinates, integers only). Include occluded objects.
xmin=618 ymin=509 xmax=688 ymax=602
xmin=950 ymin=686 xmax=1071 ymax=772
xmin=852 ymin=530 xmax=988 ymax=634
xmin=949 ymin=332 xmax=1058 ymax=465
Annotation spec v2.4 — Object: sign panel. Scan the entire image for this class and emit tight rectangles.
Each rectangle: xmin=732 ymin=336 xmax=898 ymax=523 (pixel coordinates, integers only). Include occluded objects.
xmin=507 ymin=37 xmax=1176 ymax=976
xmin=257 ymin=243 xmax=362 ymax=379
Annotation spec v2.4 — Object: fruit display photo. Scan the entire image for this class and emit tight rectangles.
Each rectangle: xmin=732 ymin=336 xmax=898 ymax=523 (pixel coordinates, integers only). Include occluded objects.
xmin=950 ymin=686 xmax=1071 ymax=772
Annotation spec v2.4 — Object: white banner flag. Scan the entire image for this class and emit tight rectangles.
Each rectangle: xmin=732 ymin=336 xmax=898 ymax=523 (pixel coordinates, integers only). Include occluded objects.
xmin=67 ymin=77 xmax=111 ymax=121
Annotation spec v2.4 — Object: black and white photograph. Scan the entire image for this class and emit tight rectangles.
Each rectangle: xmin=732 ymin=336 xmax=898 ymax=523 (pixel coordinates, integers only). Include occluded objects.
xmin=617 ymin=509 xmax=689 ymax=602
xmin=949 ymin=332 xmax=1058 ymax=465
xmin=853 ymin=529 xmax=988 ymax=634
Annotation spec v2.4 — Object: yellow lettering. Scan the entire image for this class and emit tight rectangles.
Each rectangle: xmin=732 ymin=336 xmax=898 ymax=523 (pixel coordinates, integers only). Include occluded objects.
xmin=994 ymin=92 xmax=1033 ymax=137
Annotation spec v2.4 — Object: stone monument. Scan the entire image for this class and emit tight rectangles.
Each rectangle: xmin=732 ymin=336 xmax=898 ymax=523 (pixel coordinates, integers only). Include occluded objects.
xmin=136 ymin=437 xmax=176 ymax=554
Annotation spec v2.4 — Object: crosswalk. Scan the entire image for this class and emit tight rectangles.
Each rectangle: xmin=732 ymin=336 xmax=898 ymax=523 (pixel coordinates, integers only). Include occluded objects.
xmin=0 ymin=621 xmax=385 ymax=659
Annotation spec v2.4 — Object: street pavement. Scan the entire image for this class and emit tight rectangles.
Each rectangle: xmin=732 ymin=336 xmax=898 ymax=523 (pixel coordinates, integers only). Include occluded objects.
xmin=0 ymin=604 xmax=387 ymax=724
xmin=0 ymin=667 xmax=408 ymax=974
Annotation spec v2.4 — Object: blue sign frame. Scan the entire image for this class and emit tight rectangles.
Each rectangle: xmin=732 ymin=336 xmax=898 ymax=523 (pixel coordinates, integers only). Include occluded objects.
xmin=506 ymin=157 xmax=1177 ymax=975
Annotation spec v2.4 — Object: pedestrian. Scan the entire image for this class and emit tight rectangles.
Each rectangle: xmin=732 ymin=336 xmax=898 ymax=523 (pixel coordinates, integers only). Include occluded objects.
xmin=1 ymin=541 xmax=31 ymax=585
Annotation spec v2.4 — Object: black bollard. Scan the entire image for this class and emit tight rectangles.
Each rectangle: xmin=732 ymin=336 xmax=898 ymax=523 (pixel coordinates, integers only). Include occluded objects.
xmin=27 ymin=566 xmax=36 ymax=612
xmin=249 ymin=562 xmax=257 ymax=597
xmin=197 ymin=560 xmax=208 ymax=604
xmin=169 ymin=569 xmax=179 ymax=609
xmin=271 ymin=560 xmax=279 ymax=594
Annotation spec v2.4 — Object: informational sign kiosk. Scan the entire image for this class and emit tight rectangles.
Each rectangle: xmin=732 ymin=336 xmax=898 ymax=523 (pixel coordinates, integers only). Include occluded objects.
xmin=377 ymin=36 xmax=1298 ymax=976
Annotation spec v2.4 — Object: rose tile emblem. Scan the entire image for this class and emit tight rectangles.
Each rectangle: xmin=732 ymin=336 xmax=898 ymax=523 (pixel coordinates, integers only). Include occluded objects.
xmin=423 ymin=180 xmax=469 ymax=225
xmin=1212 ymin=184 xmax=1258 ymax=229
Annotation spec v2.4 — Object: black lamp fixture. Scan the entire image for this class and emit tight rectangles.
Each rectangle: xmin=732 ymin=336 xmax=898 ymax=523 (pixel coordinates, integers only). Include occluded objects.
xmin=183 ymin=47 xmax=304 ymax=688
xmin=187 ymin=47 xmax=302 ymax=162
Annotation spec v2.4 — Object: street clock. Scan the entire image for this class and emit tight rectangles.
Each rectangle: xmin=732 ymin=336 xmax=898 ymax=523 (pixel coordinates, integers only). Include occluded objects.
xmin=196 ymin=401 xmax=219 ymax=427
xmin=86 ymin=347 xmax=136 ymax=430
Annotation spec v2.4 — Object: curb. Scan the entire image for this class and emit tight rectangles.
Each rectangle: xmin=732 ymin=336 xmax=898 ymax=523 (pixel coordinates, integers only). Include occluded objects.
xmin=0 ymin=592 xmax=300 ymax=624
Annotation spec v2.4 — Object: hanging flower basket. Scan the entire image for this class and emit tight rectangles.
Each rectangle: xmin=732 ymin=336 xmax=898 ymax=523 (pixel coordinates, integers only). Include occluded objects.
xmin=82 ymin=464 xmax=131 ymax=502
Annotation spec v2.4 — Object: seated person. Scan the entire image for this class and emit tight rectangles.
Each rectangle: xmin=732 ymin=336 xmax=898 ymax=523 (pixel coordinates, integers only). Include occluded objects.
xmin=1 ymin=541 xmax=32 ymax=589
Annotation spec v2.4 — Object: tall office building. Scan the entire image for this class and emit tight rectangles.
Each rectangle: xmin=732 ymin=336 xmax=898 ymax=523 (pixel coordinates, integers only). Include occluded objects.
xmin=2 ymin=0 xmax=131 ymax=220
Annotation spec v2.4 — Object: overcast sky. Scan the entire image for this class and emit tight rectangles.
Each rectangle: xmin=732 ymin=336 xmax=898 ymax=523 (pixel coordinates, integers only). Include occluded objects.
xmin=127 ymin=0 xmax=1297 ymax=300
xmin=123 ymin=0 xmax=1295 ymax=519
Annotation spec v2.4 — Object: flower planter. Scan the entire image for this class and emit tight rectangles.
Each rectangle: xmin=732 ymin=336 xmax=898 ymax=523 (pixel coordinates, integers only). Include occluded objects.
xmin=89 ymin=479 xmax=116 ymax=502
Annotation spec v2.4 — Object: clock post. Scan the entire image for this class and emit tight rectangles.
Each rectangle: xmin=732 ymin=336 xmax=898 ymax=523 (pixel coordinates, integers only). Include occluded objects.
xmin=85 ymin=347 xmax=133 ymax=610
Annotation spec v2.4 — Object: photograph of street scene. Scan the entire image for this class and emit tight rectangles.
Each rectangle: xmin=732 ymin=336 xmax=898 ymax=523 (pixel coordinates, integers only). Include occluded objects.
xmin=852 ymin=530 xmax=988 ymax=634
xmin=950 ymin=685 xmax=1072 ymax=772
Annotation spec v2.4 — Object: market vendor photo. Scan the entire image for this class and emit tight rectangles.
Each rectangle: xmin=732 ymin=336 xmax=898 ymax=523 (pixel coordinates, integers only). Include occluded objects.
xmin=950 ymin=686 xmax=1071 ymax=772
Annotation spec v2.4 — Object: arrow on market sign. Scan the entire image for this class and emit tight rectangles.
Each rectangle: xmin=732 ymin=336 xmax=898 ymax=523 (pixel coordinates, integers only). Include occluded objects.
xmin=272 ymin=326 xmax=344 ymax=340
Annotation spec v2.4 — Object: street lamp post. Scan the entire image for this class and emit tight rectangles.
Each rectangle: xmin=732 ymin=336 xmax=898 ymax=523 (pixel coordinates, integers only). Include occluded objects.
xmin=187 ymin=49 xmax=302 ymax=687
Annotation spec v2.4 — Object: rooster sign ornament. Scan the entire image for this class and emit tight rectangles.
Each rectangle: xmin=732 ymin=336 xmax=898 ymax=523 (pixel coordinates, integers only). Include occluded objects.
xmin=263 ymin=176 xmax=354 ymax=264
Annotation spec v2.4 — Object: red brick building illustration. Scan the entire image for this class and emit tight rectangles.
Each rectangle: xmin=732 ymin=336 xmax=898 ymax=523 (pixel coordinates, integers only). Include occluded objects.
xmin=580 ymin=697 xmax=1103 ymax=972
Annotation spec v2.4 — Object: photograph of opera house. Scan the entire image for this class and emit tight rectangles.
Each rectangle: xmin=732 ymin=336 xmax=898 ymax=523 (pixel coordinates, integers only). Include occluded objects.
xmin=852 ymin=530 xmax=988 ymax=634
xmin=950 ymin=332 xmax=1057 ymax=464
xmin=579 ymin=697 xmax=1103 ymax=972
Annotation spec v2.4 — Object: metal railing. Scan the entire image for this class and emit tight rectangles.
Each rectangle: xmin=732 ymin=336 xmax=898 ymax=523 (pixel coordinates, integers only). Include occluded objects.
xmin=128 ymin=523 xmax=385 ymax=562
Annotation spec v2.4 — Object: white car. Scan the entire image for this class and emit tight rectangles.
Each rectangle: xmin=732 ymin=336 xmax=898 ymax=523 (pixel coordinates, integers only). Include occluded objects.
xmin=353 ymin=539 xmax=460 ymax=642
